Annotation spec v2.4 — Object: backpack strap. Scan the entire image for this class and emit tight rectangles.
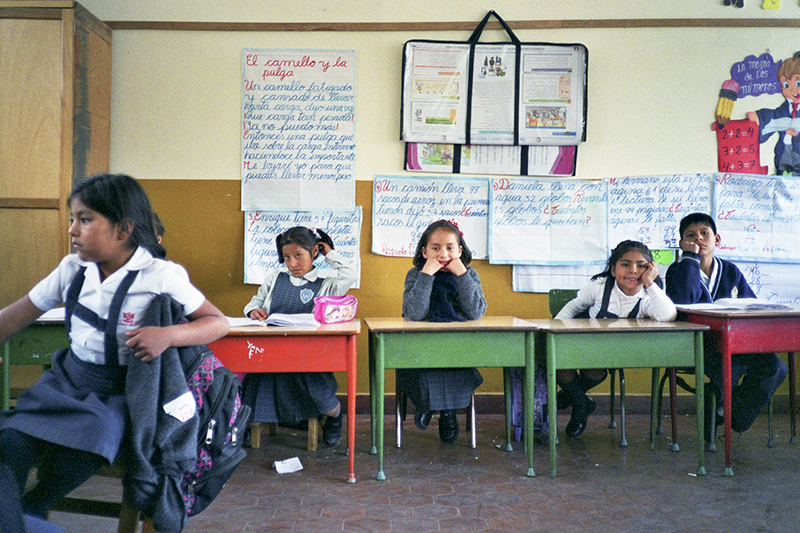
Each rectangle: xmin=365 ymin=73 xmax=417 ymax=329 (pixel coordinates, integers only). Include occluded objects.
xmin=65 ymin=266 xmax=140 ymax=366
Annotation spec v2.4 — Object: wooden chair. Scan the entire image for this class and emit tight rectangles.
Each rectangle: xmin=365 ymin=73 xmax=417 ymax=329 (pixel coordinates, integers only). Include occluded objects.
xmin=248 ymin=419 xmax=321 ymax=451
xmin=3 ymin=336 xmax=154 ymax=533
xmin=548 ymin=289 xmax=629 ymax=445
xmin=50 ymin=463 xmax=153 ymax=533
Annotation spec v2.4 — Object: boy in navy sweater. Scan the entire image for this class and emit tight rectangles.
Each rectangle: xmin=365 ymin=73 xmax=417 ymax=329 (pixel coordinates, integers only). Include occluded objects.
xmin=665 ymin=213 xmax=787 ymax=440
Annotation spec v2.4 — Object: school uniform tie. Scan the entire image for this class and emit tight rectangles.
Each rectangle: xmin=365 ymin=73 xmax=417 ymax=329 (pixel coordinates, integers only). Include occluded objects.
xmin=792 ymin=102 xmax=798 ymax=119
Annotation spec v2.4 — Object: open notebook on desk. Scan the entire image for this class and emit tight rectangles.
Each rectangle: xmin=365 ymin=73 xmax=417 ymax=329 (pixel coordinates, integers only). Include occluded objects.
xmin=226 ymin=314 xmax=320 ymax=327
xmin=676 ymin=298 xmax=792 ymax=311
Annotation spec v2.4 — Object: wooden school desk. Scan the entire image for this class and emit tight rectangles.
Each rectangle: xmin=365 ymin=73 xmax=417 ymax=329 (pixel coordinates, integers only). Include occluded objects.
xmin=676 ymin=306 xmax=800 ymax=476
xmin=209 ymin=320 xmax=360 ymax=483
xmin=364 ymin=316 xmax=538 ymax=481
xmin=528 ymin=318 xmax=708 ymax=478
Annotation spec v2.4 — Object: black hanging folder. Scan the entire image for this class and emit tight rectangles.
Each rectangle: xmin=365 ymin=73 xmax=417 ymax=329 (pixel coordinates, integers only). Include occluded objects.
xmin=400 ymin=11 xmax=588 ymax=147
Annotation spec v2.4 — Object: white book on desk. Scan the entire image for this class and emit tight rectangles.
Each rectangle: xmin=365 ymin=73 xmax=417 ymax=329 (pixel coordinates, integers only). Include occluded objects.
xmin=226 ymin=314 xmax=320 ymax=327
xmin=677 ymin=298 xmax=792 ymax=311
xmin=37 ymin=308 xmax=66 ymax=322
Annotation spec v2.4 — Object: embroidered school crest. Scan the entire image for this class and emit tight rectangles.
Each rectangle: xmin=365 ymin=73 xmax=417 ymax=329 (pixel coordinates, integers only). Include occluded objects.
xmin=300 ymin=289 xmax=314 ymax=304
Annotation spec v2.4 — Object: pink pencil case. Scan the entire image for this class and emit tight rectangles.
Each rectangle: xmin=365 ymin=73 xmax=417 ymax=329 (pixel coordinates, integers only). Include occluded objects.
xmin=313 ymin=295 xmax=358 ymax=324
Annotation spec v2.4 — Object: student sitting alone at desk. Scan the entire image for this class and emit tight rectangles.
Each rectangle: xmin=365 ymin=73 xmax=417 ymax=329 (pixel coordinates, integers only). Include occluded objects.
xmin=555 ymin=240 xmax=677 ymax=438
xmin=399 ymin=220 xmax=487 ymax=443
xmin=0 ymin=174 xmax=229 ymax=532
xmin=665 ymin=212 xmax=788 ymax=441
xmin=242 ymin=226 xmax=357 ymax=446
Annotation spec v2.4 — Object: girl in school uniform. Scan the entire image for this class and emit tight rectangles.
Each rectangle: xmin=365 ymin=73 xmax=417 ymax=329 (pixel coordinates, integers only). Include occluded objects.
xmin=0 ymin=174 xmax=229 ymax=530
xmin=554 ymin=240 xmax=677 ymax=438
xmin=399 ymin=220 xmax=487 ymax=443
xmin=242 ymin=226 xmax=357 ymax=446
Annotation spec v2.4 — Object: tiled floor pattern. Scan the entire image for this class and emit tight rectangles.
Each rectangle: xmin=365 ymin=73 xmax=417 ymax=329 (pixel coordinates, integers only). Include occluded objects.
xmin=50 ymin=412 xmax=799 ymax=533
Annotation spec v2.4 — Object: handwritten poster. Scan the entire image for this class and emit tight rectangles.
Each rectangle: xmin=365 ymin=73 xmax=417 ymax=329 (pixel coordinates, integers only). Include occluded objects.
xmin=715 ymin=119 xmax=767 ymax=175
xmin=606 ymin=174 xmax=713 ymax=250
xmin=713 ymin=173 xmax=800 ymax=262
xmin=371 ymin=171 xmax=800 ymax=272
xmin=244 ymin=208 xmax=362 ymax=287
xmin=241 ymin=49 xmax=356 ymax=211
xmin=738 ymin=261 xmax=800 ymax=304
xmin=489 ymin=177 xmax=608 ymax=265
xmin=371 ymin=175 xmax=489 ymax=259
xmin=513 ymin=249 xmax=675 ymax=293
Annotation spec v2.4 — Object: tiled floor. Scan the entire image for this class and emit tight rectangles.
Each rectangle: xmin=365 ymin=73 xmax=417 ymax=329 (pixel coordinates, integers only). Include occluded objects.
xmin=50 ymin=410 xmax=799 ymax=533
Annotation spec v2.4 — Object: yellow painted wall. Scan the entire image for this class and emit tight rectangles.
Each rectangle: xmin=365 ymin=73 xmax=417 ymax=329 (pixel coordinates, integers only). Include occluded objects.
xmin=141 ymin=178 xmax=549 ymax=394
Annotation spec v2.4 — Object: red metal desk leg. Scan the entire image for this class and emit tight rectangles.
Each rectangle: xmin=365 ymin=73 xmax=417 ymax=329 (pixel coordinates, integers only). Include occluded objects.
xmin=719 ymin=334 xmax=734 ymax=476
xmin=790 ymin=352 xmax=797 ymax=445
xmin=347 ymin=334 xmax=357 ymax=483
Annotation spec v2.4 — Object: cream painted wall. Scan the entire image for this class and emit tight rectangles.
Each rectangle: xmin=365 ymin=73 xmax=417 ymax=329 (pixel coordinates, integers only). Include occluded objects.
xmin=77 ymin=1 xmax=784 ymax=25
xmin=77 ymin=0 xmax=799 ymax=181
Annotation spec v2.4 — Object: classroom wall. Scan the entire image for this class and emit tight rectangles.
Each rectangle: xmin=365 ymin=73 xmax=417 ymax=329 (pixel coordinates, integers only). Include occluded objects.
xmin=70 ymin=0 xmax=800 ymax=398
xmin=140 ymin=178 xmax=543 ymax=394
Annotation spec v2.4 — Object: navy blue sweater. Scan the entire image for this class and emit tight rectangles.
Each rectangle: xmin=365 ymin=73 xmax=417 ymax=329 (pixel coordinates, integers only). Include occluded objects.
xmin=665 ymin=251 xmax=756 ymax=304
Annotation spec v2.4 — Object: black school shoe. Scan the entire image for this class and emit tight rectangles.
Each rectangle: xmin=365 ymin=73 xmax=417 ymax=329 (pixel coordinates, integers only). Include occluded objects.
xmin=415 ymin=410 xmax=433 ymax=430
xmin=565 ymin=396 xmax=596 ymax=438
xmin=438 ymin=410 xmax=459 ymax=443
xmin=322 ymin=411 xmax=343 ymax=446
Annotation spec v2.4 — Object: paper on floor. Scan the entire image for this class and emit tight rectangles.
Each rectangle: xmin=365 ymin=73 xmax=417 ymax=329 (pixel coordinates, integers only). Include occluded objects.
xmin=273 ymin=457 xmax=303 ymax=474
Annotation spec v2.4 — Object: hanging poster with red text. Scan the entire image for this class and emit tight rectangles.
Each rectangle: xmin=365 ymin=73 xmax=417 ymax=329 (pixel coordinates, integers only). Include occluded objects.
xmin=241 ymin=49 xmax=356 ymax=211
xmin=606 ymin=174 xmax=713 ymax=250
xmin=244 ymin=207 xmax=361 ymax=287
xmin=371 ymin=175 xmax=489 ymax=259
xmin=489 ymin=177 xmax=607 ymax=265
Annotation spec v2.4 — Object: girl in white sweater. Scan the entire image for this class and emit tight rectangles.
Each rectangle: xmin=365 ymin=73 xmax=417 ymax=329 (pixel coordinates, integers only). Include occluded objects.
xmin=555 ymin=240 xmax=677 ymax=438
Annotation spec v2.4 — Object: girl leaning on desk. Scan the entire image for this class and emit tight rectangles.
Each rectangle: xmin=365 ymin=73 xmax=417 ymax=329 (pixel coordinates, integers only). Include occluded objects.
xmin=554 ymin=240 xmax=677 ymax=438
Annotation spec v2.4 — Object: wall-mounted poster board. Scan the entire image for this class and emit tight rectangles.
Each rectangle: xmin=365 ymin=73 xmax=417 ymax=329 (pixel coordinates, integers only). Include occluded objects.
xmin=372 ymin=171 xmax=800 ymax=267
xmin=241 ymin=49 xmax=356 ymax=211
xmin=399 ymin=11 xmax=587 ymax=147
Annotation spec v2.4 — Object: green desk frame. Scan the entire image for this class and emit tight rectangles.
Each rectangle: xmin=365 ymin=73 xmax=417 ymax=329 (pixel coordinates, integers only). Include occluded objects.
xmin=2 ymin=321 xmax=68 ymax=410
xmin=364 ymin=317 xmax=538 ymax=481
xmin=532 ymin=318 xmax=708 ymax=478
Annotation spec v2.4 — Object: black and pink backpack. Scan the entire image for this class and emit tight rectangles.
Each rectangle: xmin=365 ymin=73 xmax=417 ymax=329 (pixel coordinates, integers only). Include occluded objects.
xmin=180 ymin=348 xmax=250 ymax=517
